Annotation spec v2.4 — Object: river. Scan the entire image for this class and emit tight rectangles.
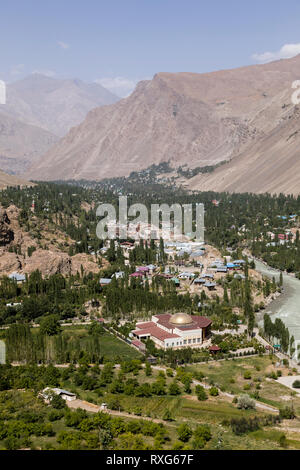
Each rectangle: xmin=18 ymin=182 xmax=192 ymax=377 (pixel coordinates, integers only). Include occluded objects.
xmin=254 ymin=259 xmax=300 ymax=342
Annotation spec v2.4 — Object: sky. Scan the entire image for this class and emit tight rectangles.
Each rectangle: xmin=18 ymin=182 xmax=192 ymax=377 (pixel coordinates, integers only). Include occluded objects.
xmin=1 ymin=0 xmax=300 ymax=97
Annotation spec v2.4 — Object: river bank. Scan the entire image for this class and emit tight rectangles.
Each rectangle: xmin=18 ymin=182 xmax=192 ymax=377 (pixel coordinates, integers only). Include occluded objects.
xmin=254 ymin=258 xmax=300 ymax=343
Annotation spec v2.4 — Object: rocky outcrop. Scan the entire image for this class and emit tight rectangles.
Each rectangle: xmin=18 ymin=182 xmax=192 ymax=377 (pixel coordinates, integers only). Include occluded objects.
xmin=0 ymin=252 xmax=22 ymax=275
xmin=0 ymin=211 xmax=14 ymax=246
xmin=23 ymin=250 xmax=72 ymax=276
xmin=70 ymin=253 xmax=100 ymax=275
xmin=0 ymin=205 xmax=101 ymax=278
xmin=22 ymin=250 xmax=99 ymax=277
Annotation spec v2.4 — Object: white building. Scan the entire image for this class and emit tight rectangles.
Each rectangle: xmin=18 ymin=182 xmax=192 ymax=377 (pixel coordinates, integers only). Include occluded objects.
xmin=41 ymin=387 xmax=76 ymax=402
xmin=131 ymin=313 xmax=212 ymax=350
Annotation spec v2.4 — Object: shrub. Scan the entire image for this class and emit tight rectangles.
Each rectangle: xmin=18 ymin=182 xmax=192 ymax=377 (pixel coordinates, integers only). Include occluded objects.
xmin=163 ymin=409 xmax=174 ymax=422
xmin=48 ymin=409 xmax=64 ymax=421
xmin=279 ymin=406 xmax=296 ymax=420
xmin=236 ymin=394 xmax=256 ymax=410
xmin=209 ymin=387 xmax=219 ymax=397
xmin=243 ymin=371 xmax=252 ymax=380
xmin=292 ymin=380 xmax=300 ymax=389
xmin=230 ymin=417 xmax=260 ymax=435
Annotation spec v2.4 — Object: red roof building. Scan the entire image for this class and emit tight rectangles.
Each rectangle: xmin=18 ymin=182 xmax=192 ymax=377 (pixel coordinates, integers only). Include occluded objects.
xmin=131 ymin=313 xmax=212 ymax=350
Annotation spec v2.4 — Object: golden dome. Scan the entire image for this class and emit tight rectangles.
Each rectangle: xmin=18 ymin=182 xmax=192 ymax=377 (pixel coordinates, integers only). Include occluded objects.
xmin=170 ymin=312 xmax=193 ymax=326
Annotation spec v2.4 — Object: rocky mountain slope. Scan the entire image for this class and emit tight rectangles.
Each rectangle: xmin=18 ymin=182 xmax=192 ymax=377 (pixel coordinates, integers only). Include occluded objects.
xmin=0 ymin=74 xmax=119 ymax=174
xmin=0 ymin=205 xmax=101 ymax=277
xmin=0 ymin=112 xmax=58 ymax=175
xmin=26 ymin=55 xmax=300 ymax=194
xmin=188 ymin=98 xmax=300 ymax=195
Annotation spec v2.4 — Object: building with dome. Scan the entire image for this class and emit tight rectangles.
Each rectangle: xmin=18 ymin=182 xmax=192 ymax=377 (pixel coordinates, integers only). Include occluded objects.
xmin=131 ymin=313 xmax=212 ymax=350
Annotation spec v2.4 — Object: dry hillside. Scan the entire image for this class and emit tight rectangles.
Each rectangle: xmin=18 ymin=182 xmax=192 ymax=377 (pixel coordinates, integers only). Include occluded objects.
xmin=26 ymin=55 xmax=300 ymax=194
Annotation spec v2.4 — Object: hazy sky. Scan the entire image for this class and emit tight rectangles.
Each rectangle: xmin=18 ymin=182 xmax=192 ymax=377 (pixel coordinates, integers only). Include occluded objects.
xmin=2 ymin=0 xmax=300 ymax=96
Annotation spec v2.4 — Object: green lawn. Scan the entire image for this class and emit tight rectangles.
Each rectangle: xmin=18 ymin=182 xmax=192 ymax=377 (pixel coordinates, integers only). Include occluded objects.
xmin=99 ymin=333 xmax=142 ymax=361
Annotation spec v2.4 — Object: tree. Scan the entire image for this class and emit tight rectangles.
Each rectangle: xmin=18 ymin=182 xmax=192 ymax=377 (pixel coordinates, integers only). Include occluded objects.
xmin=279 ymin=272 xmax=283 ymax=287
xmin=40 ymin=315 xmax=61 ymax=336
xmin=50 ymin=394 xmax=66 ymax=410
xmin=192 ymin=425 xmax=212 ymax=449
xmin=168 ymin=381 xmax=181 ymax=396
xmin=279 ymin=433 xmax=288 ymax=449
xmin=177 ymin=423 xmax=192 ymax=443
xmin=223 ymin=286 xmax=229 ymax=304
xmin=145 ymin=362 xmax=152 ymax=377
xmin=195 ymin=385 xmax=208 ymax=401
xmin=88 ymin=321 xmax=105 ymax=336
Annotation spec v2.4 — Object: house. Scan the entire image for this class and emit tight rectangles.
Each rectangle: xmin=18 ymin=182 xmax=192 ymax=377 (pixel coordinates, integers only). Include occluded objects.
xmin=204 ymin=282 xmax=217 ymax=291
xmin=136 ymin=266 xmax=150 ymax=274
xmin=170 ymin=277 xmax=180 ymax=287
xmin=201 ymin=273 xmax=214 ymax=280
xmin=131 ymin=339 xmax=146 ymax=352
xmin=120 ymin=241 xmax=135 ymax=249
xmin=178 ymin=272 xmax=195 ymax=280
xmin=9 ymin=272 xmax=26 ymax=283
xmin=156 ymin=273 xmax=172 ymax=280
xmin=129 ymin=272 xmax=144 ymax=278
xmin=209 ymin=345 xmax=221 ymax=354
xmin=146 ymin=264 xmax=157 ymax=273
xmin=112 ymin=271 xmax=125 ymax=279
xmin=100 ymin=278 xmax=112 ymax=286
xmin=131 ymin=313 xmax=212 ymax=350
xmin=146 ymin=355 xmax=157 ymax=364
xmin=216 ymin=267 xmax=228 ymax=273
xmin=194 ymin=278 xmax=206 ymax=285
xmin=234 ymin=273 xmax=246 ymax=280
xmin=190 ymin=250 xmax=205 ymax=259
xmin=41 ymin=387 xmax=76 ymax=402
xmin=226 ymin=263 xmax=238 ymax=270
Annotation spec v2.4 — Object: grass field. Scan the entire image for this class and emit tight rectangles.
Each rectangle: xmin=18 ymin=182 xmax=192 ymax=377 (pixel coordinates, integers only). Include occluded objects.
xmin=99 ymin=333 xmax=142 ymax=361
xmin=60 ymin=325 xmax=142 ymax=361
xmin=186 ymin=355 xmax=300 ymax=413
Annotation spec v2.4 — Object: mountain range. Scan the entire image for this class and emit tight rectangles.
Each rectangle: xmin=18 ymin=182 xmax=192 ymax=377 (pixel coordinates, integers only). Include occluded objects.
xmin=0 ymin=74 xmax=119 ymax=174
xmin=25 ymin=55 xmax=300 ymax=194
